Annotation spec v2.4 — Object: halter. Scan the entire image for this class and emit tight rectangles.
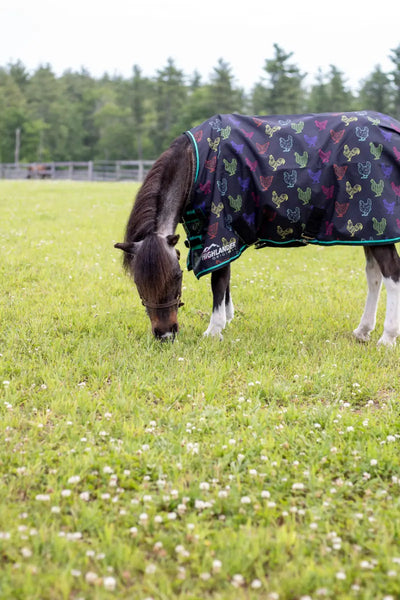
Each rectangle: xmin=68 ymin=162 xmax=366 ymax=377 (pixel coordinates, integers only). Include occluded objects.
xmin=141 ymin=295 xmax=184 ymax=311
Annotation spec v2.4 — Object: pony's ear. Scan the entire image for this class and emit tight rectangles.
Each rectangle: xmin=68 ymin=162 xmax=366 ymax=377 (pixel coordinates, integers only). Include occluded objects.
xmin=114 ymin=241 xmax=139 ymax=255
xmin=166 ymin=234 xmax=180 ymax=247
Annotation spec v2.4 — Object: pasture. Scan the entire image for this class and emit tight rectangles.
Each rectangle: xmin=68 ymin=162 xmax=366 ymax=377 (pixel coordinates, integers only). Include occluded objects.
xmin=1 ymin=180 xmax=400 ymax=600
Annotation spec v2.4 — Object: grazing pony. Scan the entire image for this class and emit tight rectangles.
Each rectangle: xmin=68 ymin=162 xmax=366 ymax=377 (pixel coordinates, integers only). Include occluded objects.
xmin=115 ymin=111 xmax=400 ymax=345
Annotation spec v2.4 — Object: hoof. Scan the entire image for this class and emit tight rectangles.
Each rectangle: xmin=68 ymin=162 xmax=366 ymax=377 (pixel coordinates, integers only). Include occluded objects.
xmin=353 ymin=328 xmax=371 ymax=342
xmin=377 ymin=335 xmax=397 ymax=347
xmin=203 ymin=327 xmax=223 ymax=340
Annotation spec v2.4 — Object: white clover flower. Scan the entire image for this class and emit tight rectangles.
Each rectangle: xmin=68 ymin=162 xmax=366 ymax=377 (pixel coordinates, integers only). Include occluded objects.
xmin=261 ymin=490 xmax=271 ymax=499
xmin=61 ymin=490 xmax=72 ymax=497
xmin=103 ymin=576 xmax=117 ymax=591
xmin=79 ymin=491 xmax=90 ymax=501
xmin=35 ymin=494 xmax=51 ymax=501
xmin=292 ymin=483 xmax=305 ymax=491
xmin=21 ymin=547 xmax=32 ymax=558
xmin=68 ymin=475 xmax=81 ymax=484
xmin=199 ymin=482 xmax=210 ymax=491
xmin=139 ymin=513 xmax=148 ymax=523
xmin=85 ymin=571 xmax=98 ymax=584
xmin=167 ymin=512 xmax=177 ymax=520
xmin=145 ymin=563 xmax=157 ymax=574
xmin=240 ymin=496 xmax=251 ymax=504
xmin=336 ymin=571 xmax=346 ymax=580
xmin=251 ymin=579 xmax=262 ymax=589
xmin=231 ymin=574 xmax=244 ymax=587
xmin=212 ymin=559 xmax=222 ymax=572
xmin=66 ymin=532 xmax=82 ymax=541
xmin=71 ymin=569 xmax=81 ymax=577
xmin=370 ymin=459 xmax=378 ymax=466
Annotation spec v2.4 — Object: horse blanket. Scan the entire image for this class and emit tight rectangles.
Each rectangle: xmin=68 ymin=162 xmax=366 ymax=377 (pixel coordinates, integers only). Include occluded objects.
xmin=182 ymin=111 xmax=400 ymax=278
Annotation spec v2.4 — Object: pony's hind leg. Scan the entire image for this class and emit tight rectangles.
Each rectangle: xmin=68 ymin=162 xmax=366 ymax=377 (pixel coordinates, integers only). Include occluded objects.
xmin=353 ymin=247 xmax=383 ymax=342
xmin=370 ymin=245 xmax=400 ymax=346
xmin=204 ymin=265 xmax=233 ymax=338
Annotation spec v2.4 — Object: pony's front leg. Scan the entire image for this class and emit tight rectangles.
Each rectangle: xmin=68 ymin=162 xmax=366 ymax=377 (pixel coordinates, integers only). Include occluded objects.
xmin=204 ymin=265 xmax=233 ymax=339
xmin=353 ymin=247 xmax=382 ymax=342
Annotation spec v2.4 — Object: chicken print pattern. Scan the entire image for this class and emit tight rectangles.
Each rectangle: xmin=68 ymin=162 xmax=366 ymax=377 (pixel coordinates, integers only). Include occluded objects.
xmin=182 ymin=111 xmax=400 ymax=278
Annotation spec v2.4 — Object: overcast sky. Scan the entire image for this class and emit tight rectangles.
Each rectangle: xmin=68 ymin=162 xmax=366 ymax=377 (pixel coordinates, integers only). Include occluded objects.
xmin=1 ymin=0 xmax=398 ymax=92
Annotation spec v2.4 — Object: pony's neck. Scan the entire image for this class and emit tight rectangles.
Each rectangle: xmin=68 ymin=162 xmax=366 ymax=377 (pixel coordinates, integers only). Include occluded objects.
xmin=156 ymin=136 xmax=194 ymax=238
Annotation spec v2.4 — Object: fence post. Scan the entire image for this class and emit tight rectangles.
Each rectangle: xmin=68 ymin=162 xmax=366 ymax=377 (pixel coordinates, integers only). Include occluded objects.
xmin=88 ymin=161 xmax=93 ymax=181
xmin=138 ymin=161 xmax=144 ymax=182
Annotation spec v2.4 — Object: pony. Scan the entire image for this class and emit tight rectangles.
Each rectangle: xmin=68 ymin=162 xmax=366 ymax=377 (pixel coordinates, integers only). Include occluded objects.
xmin=115 ymin=111 xmax=400 ymax=345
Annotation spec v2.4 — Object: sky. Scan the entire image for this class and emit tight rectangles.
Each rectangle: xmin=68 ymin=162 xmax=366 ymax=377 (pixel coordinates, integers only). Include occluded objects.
xmin=0 ymin=0 xmax=399 ymax=92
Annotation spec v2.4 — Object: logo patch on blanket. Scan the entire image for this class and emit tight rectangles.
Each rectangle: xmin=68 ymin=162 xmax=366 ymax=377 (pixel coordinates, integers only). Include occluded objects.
xmin=182 ymin=112 xmax=400 ymax=278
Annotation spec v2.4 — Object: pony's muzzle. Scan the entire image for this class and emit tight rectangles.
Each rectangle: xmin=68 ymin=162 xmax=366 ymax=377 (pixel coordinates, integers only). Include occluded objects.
xmin=153 ymin=322 xmax=178 ymax=342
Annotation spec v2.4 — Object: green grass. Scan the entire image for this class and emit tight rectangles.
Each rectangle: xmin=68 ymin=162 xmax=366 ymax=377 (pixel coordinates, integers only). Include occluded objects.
xmin=1 ymin=180 xmax=400 ymax=600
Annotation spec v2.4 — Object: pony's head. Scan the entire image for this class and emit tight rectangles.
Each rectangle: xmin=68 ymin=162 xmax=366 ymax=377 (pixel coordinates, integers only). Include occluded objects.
xmin=115 ymin=233 xmax=183 ymax=340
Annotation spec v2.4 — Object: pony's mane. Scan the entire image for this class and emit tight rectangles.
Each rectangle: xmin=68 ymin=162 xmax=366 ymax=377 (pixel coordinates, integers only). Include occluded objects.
xmin=122 ymin=134 xmax=192 ymax=272
xmin=134 ymin=234 xmax=175 ymax=302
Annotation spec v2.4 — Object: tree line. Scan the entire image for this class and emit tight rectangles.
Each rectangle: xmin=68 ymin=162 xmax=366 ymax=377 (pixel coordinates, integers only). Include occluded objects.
xmin=1 ymin=43 xmax=400 ymax=163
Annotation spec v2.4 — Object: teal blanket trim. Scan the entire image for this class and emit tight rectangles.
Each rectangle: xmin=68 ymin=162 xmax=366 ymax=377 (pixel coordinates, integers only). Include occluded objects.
xmin=185 ymin=130 xmax=199 ymax=182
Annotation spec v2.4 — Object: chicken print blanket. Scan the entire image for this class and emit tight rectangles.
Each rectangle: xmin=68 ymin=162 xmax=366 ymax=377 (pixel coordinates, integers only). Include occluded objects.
xmin=182 ymin=111 xmax=400 ymax=278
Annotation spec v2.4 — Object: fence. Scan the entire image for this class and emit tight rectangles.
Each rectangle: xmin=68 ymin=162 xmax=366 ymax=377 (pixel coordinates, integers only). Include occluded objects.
xmin=0 ymin=160 xmax=156 ymax=182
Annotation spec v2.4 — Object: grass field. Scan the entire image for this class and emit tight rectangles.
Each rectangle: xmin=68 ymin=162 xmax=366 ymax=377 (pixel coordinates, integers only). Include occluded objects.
xmin=1 ymin=181 xmax=400 ymax=600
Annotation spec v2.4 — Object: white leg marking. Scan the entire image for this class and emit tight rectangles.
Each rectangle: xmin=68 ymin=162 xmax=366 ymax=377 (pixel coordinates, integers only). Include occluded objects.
xmin=204 ymin=302 xmax=226 ymax=339
xmin=377 ymin=277 xmax=400 ymax=347
xmin=225 ymin=295 xmax=234 ymax=323
xmin=353 ymin=259 xmax=382 ymax=342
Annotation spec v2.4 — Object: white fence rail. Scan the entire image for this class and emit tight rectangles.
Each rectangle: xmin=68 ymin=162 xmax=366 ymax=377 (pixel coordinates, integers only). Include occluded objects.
xmin=0 ymin=160 xmax=156 ymax=182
